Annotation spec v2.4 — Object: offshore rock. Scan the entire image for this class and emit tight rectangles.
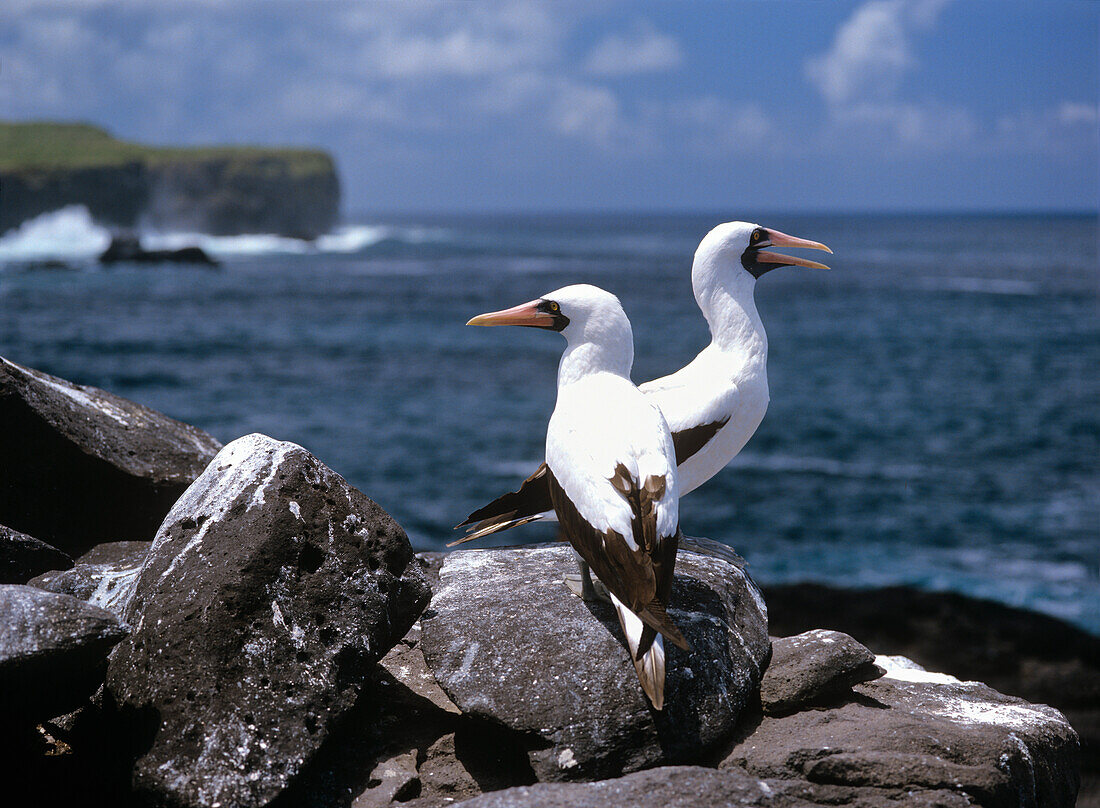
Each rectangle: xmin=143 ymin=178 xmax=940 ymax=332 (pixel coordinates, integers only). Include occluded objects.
xmin=29 ymin=541 xmax=150 ymax=619
xmin=761 ymin=629 xmax=883 ymax=715
xmin=0 ymin=356 xmax=222 ymax=555
xmin=723 ymin=655 xmax=1080 ymax=807
xmin=0 ymin=523 xmax=72 ymax=584
xmin=420 ymin=542 xmax=769 ymax=782
xmin=98 ymin=234 xmax=218 ymax=266
xmin=0 ymin=584 xmax=127 ymax=723
xmin=451 ymin=765 xmax=816 ymax=808
xmin=105 ymin=434 xmax=431 ymax=808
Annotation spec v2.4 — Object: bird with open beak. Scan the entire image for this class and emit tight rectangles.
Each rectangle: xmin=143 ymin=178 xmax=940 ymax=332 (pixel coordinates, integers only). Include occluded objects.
xmin=456 ymin=222 xmax=832 ymax=543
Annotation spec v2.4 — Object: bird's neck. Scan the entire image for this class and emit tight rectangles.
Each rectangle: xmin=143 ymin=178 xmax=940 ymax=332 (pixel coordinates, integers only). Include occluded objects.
xmin=557 ymin=339 xmax=633 ymax=388
xmin=698 ymin=280 xmax=768 ymax=359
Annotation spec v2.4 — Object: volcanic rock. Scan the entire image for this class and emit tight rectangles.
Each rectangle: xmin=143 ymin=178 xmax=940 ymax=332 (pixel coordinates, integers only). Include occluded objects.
xmin=0 ymin=523 xmax=72 ymax=584
xmin=0 ymin=584 xmax=127 ymax=723
xmin=420 ymin=542 xmax=770 ymax=782
xmin=105 ymin=433 xmax=431 ymax=808
xmin=450 ymin=764 xmax=817 ymax=808
xmin=0 ymin=356 xmax=222 ymax=554
xmin=29 ymin=541 xmax=149 ymax=619
xmin=723 ymin=655 xmax=1080 ymax=807
xmin=761 ymin=629 xmax=884 ymax=715
xmin=98 ymin=234 xmax=218 ymax=266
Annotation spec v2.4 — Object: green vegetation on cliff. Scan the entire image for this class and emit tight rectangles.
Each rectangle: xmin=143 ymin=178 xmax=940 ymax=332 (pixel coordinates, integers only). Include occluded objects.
xmin=0 ymin=121 xmax=340 ymax=237
xmin=0 ymin=121 xmax=333 ymax=178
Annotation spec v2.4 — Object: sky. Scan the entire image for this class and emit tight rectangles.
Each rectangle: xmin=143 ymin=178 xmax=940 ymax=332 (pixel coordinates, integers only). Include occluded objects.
xmin=1 ymin=0 xmax=1097 ymax=214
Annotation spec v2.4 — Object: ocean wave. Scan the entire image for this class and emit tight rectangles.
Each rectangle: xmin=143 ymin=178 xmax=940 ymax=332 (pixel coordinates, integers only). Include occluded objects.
xmin=731 ymin=451 xmax=927 ymax=481
xmin=142 ymin=223 xmax=452 ymax=256
xmin=909 ymin=277 xmax=1041 ymax=296
xmin=0 ymin=206 xmax=452 ymax=262
xmin=0 ymin=206 xmax=111 ymax=261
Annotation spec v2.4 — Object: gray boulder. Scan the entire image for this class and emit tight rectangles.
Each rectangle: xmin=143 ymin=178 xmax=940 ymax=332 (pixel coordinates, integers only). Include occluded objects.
xmin=723 ymin=655 xmax=1080 ymax=807
xmin=30 ymin=541 xmax=149 ymax=619
xmin=451 ymin=764 xmax=816 ymax=808
xmin=0 ymin=523 xmax=72 ymax=584
xmin=420 ymin=542 xmax=769 ymax=782
xmin=105 ymin=433 xmax=431 ymax=808
xmin=0 ymin=584 xmax=127 ymax=723
xmin=0 ymin=356 xmax=222 ymax=555
xmin=761 ymin=629 xmax=884 ymax=715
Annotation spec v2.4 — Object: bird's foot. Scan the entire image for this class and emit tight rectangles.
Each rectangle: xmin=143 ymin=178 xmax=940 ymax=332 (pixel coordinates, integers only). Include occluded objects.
xmin=563 ymin=573 xmax=613 ymax=603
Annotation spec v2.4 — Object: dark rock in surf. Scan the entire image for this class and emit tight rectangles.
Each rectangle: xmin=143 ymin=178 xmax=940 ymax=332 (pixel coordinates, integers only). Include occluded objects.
xmin=761 ymin=629 xmax=883 ymax=715
xmin=0 ymin=523 xmax=72 ymax=584
xmin=105 ymin=433 xmax=431 ymax=808
xmin=29 ymin=541 xmax=149 ymax=619
xmin=420 ymin=542 xmax=769 ymax=782
xmin=98 ymin=234 xmax=219 ymax=266
xmin=0 ymin=584 xmax=127 ymax=723
xmin=0 ymin=356 xmax=222 ymax=555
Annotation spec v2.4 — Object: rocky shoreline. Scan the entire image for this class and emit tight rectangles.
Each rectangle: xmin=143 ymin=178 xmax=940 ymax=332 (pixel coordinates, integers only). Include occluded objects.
xmin=0 ymin=355 xmax=1087 ymax=807
xmin=0 ymin=122 xmax=340 ymax=238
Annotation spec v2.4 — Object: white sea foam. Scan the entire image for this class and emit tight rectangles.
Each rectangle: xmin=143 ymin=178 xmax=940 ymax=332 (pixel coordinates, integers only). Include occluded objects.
xmin=142 ymin=223 xmax=420 ymax=256
xmin=0 ymin=206 xmax=450 ymax=262
xmin=0 ymin=205 xmax=111 ymax=260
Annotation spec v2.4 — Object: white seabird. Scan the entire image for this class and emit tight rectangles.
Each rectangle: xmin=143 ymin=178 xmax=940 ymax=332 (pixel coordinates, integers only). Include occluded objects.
xmin=467 ymin=284 xmax=689 ymax=709
xmin=455 ymin=222 xmax=831 ymax=542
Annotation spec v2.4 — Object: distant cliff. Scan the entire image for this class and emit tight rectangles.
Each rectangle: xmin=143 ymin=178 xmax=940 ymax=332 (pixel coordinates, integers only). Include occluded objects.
xmin=0 ymin=122 xmax=340 ymax=238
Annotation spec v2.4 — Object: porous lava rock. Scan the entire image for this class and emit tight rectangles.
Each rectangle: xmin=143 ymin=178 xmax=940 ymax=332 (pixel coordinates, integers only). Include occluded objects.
xmin=0 ymin=356 xmax=222 ymax=554
xmin=30 ymin=540 xmax=149 ymax=619
xmin=420 ymin=542 xmax=769 ymax=782
xmin=0 ymin=523 xmax=72 ymax=584
xmin=723 ymin=656 xmax=1080 ymax=807
xmin=450 ymin=764 xmax=816 ymax=808
xmin=760 ymin=629 xmax=884 ymax=715
xmin=105 ymin=433 xmax=431 ymax=808
xmin=0 ymin=584 xmax=127 ymax=723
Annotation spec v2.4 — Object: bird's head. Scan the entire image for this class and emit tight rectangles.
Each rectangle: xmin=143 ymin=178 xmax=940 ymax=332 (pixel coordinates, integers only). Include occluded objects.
xmin=466 ymin=284 xmax=633 ymax=374
xmin=694 ymin=220 xmax=832 ymax=290
xmin=467 ymin=283 xmax=627 ymax=340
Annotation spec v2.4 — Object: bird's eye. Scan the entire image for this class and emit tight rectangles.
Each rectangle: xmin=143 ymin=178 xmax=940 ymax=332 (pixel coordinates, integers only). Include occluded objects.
xmin=752 ymin=229 xmax=766 ymax=243
xmin=549 ymin=301 xmax=560 ymax=312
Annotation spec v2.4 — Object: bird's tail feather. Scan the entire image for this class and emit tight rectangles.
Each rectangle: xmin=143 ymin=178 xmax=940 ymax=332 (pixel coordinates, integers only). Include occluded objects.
xmin=611 ymin=593 xmax=666 ymax=710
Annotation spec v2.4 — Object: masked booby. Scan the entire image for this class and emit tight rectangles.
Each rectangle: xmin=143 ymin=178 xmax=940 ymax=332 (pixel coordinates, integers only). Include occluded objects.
xmin=467 ymin=284 xmax=689 ymax=709
xmin=455 ymin=222 xmax=831 ymax=543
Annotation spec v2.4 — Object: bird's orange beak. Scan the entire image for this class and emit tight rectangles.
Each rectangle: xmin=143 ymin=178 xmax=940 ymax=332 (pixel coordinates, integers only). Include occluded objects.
xmin=757 ymin=228 xmax=832 ymax=270
xmin=467 ymin=299 xmax=557 ymax=328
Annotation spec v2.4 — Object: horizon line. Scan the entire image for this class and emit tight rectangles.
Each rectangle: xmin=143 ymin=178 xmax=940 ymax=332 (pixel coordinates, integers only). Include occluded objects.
xmin=345 ymin=207 xmax=1099 ymax=220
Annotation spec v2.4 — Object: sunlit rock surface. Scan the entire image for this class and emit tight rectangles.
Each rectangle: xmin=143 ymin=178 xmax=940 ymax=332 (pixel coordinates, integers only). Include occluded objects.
xmin=0 ymin=356 xmax=222 ymax=554
xmin=420 ymin=542 xmax=770 ymax=782
xmin=105 ymin=434 xmax=431 ymax=808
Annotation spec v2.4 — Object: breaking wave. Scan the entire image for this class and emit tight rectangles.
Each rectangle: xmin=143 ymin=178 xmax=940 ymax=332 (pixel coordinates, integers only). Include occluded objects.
xmin=0 ymin=206 xmax=112 ymax=261
xmin=0 ymin=206 xmax=452 ymax=262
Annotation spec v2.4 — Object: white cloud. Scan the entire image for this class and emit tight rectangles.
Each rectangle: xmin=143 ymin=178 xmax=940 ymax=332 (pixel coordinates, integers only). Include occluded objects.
xmin=670 ymin=97 xmax=774 ymax=155
xmin=806 ymin=1 xmax=915 ymax=105
xmin=1058 ymin=101 xmax=1099 ymax=127
xmin=837 ymin=101 xmax=977 ymax=150
xmin=804 ymin=0 xmax=982 ymax=153
xmin=584 ymin=22 xmax=682 ymax=76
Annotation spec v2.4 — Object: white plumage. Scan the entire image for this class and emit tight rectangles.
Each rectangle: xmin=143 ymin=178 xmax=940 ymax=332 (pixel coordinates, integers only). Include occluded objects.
xmin=467 ymin=283 xmax=686 ymax=709
xmin=456 ymin=221 xmax=830 ymax=546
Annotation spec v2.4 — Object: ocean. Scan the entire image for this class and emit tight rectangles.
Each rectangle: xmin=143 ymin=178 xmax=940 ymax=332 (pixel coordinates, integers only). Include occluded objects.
xmin=1 ymin=207 xmax=1097 ymax=633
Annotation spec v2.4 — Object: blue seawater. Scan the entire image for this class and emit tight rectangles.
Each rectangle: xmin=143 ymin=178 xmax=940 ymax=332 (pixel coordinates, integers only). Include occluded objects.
xmin=1 ymin=210 xmax=1096 ymax=632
